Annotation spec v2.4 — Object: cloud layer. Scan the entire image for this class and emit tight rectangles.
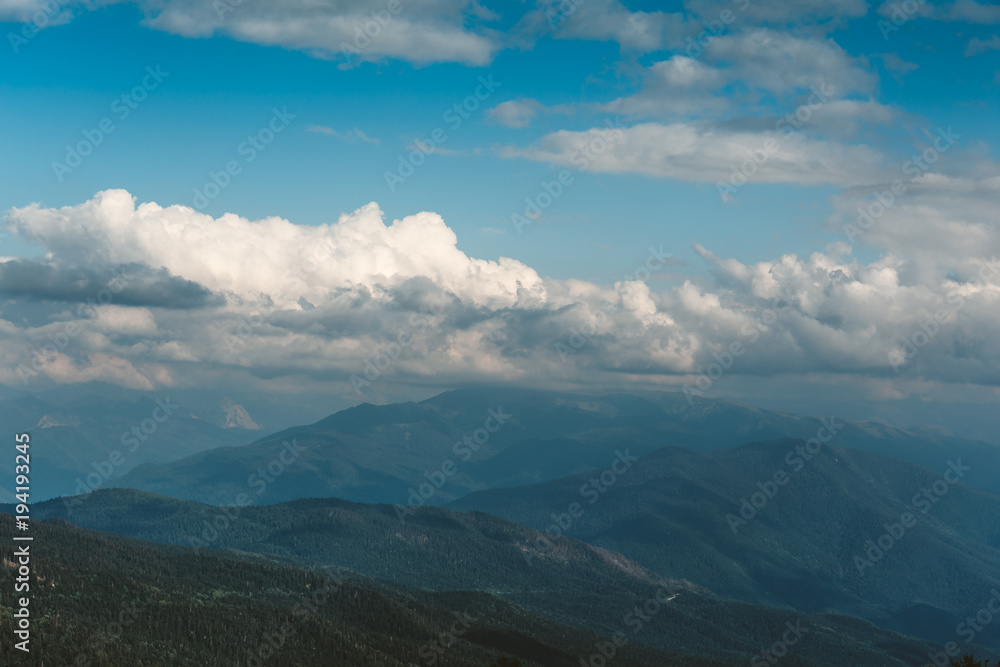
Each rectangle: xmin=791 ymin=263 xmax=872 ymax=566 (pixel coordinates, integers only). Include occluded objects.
xmin=2 ymin=190 xmax=998 ymax=403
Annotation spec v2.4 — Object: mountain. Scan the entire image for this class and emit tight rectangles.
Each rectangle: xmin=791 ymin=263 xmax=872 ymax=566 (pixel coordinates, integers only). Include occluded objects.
xmin=14 ymin=490 xmax=958 ymax=666
xmin=108 ymin=386 xmax=1000 ymax=506
xmin=0 ymin=393 xmax=253 ymax=502
xmin=0 ymin=512 xmax=728 ymax=667
xmin=191 ymin=396 xmax=262 ymax=430
xmin=452 ymin=439 xmax=1000 ymax=650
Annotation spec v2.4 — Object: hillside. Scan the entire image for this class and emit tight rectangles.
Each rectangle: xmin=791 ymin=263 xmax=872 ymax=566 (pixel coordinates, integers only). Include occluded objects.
xmin=0 ymin=393 xmax=254 ymax=501
xmin=17 ymin=489 xmax=966 ymax=666
xmin=452 ymin=439 xmax=1000 ymax=649
xmin=0 ymin=513 xmax=729 ymax=667
xmin=107 ymin=387 xmax=1000 ymax=506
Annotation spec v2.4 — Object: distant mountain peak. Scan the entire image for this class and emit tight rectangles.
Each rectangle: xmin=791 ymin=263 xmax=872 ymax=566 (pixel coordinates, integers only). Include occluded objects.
xmin=218 ymin=397 xmax=261 ymax=430
xmin=35 ymin=413 xmax=81 ymax=429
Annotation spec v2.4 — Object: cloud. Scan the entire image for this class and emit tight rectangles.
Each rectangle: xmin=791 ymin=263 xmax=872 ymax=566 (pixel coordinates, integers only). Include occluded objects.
xmin=0 ymin=0 xmax=97 ymax=23
xmin=487 ymin=99 xmax=575 ymax=128
xmin=597 ymin=30 xmax=879 ymax=125
xmin=686 ymin=0 xmax=868 ymax=26
xmin=2 ymin=189 xmax=998 ymax=401
xmin=600 ymin=56 xmax=730 ymax=118
xmin=142 ymin=0 xmax=500 ymax=66
xmin=503 ymin=121 xmax=888 ymax=186
xmin=515 ymin=0 xmax=688 ymax=52
xmin=489 ymin=100 xmax=541 ymax=128
xmin=937 ymin=0 xmax=1000 ymax=23
xmin=878 ymin=52 xmax=919 ymax=77
xmin=307 ymin=125 xmax=379 ymax=144
xmin=965 ymin=34 xmax=1000 ymax=56
xmin=706 ymin=29 xmax=878 ymax=99
xmin=877 ymin=0 xmax=1000 ymax=24
xmin=3 ymin=189 xmax=545 ymax=310
xmin=0 ymin=259 xmax=221 ymax=309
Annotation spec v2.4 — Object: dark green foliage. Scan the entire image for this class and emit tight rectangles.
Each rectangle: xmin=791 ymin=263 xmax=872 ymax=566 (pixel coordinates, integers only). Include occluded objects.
xmin=0 ymin=514 xmax=724 ymax=667
xmin=454 ymin=439 xmax=1000 ymax=650
xmin=15 ymin=490 xmax=960 ymax=666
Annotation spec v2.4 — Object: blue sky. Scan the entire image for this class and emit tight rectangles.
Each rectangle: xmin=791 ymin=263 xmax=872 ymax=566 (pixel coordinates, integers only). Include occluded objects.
xmin=1 ymin=0 xmax=999 ymax=436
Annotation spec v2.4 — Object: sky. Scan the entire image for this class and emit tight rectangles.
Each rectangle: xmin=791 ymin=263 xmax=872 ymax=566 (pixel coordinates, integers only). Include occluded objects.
xmin=1 ymin=0 xmax=999 ymax=436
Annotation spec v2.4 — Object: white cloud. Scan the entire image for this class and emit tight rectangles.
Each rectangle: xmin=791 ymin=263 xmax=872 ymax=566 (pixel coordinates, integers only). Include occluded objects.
xmin=936 ymin=0 xmax=1000 ymax=23
xmin=878 ymin=52 xmax=919 ymax=78
xmin=307 ymin=126 xmax=379 ymax=144
xmin=489 ymin=100 xmax=542 ymax=128
xmin=487 ymin=98 xmax=575 ymax=128
xmin=504 ymin=121 xmax=888 ymax=186
xmin=706 ymin=29 xmax=878 ymax=99
xmin=598 ymin=31 xmax=881 ymax=124
xmin=686 ymin=0 xmax=868 ymax=26
xmin=966 ymin=34 xmax=1000 ymax=56
xmin=516 ymin=0 xmax=688 ymax=52
xmin=5 ymin=190 xmax=546 ymax=309
xmin=3 ymin=189 xmax=999 ymax=401
xmin=131 ymin=0 xmax=498 ymax=66
xmin=600 ymin=56 xmax=729 ymax=117
xmin=877 ymin=0 xmax=1000 ymax=24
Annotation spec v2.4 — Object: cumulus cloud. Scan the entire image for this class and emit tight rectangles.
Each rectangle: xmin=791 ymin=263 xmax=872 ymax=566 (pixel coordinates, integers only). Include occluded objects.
xmin=0 ymin=259 xmax=220 ymax=309
xmin=4 ymin=190 xmax=545 ymax=310
xmin=2 ymin=189 xmax=999 ymax=402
